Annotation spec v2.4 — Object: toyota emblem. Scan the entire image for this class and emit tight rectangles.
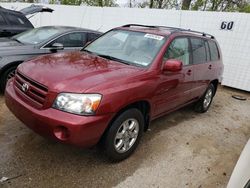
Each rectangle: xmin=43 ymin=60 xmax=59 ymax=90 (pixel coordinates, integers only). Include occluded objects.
xmin=22 ymin=83 xmax=29 ymax=92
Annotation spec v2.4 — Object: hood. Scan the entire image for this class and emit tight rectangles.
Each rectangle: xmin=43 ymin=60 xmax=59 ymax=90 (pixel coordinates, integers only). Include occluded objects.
xmin=20 ymin=4 xmax=54 ymax=16
xmin=0 ymin=38 xmax=23 ymax=47
xmin=18 ymin=51 xmax=143 ymax=93
xmin=0 ymin=39 xmax=35 ymax=56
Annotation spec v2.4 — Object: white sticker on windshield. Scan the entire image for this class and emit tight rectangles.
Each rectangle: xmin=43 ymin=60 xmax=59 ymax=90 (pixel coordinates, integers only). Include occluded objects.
xmin=144 ymin=34 xmax=164 ymax=41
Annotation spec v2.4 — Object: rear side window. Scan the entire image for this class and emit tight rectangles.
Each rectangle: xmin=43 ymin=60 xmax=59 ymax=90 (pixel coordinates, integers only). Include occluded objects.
xmin=190 ymin=38 xmax=206 ymax=64
xmin=208 ymin=41 xmax=220 ymax=61
xmin=6 ymin=13 xmax=29 ymax=26
xmin=164 ymin=37 xmax=190 ymax=65
xmin=0 ymin=14 xmax=7 ymax=25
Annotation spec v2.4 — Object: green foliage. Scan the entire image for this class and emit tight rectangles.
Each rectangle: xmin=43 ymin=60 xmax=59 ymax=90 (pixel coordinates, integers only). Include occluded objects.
xmin=239 ymin=4 xmax=250 ymax=12
xmin=189 ymin=0 xmax=250 ymax=12
xmin=53 ymin=0 xmax=117 ymax=6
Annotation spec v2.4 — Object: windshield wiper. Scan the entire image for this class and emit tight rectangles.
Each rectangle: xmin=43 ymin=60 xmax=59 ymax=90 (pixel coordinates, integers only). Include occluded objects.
xmin=11 ymin=38 xmax=22 ymax=44
xmin=97 ymin=54 xmax=130 ymax=65
xmin=82 ymin=49 xmax=93 ymax=53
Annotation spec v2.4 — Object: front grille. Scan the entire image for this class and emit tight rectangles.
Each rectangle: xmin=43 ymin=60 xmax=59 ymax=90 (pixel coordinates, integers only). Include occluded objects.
xmin=14 ymin=71 xmax=48 ymax=108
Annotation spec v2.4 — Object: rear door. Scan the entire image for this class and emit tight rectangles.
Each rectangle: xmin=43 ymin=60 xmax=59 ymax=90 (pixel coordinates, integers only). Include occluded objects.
xmin=207 ymin=40 xmax=222 ymax=82
xmin=153 ymin=37 xmax=195 ymax=116
xmin=191 ymin=37 xmax=213 ymax=98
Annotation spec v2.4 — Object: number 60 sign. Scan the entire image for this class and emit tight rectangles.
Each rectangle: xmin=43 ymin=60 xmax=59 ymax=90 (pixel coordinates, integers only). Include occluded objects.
xmin=221 ymin=21 xmax=234 ymax=30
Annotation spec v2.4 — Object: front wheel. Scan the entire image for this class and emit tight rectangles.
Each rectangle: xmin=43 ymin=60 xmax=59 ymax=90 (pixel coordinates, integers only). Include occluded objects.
xmin=194 ymin=84 xmax=215 ymax=113
xmin=0 ymin=66 xmax=17 ymax=93
xmin=104 ymin=108 xmax=144 ymax=162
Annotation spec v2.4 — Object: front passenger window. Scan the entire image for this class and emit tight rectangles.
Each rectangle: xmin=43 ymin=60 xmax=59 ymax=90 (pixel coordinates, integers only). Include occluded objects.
xmin=164 ymin=38 xmax=190 ymax=65
xmin=49 ymin=33 xmax=87 ymax=48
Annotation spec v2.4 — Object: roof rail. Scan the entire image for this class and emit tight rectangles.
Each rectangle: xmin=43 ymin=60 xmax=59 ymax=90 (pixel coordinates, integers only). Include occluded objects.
xmin=121 ymin=24 xmax=215 ymax=39
xmin=122 ymin=24 xmax=158 ymax=28
xmin=175 ymin=28 xmax=215 ymax=39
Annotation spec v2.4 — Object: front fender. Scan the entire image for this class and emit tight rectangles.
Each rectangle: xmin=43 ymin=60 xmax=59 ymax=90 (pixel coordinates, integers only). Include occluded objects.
xmin=96 ymin=78 xmax=156 ymax=115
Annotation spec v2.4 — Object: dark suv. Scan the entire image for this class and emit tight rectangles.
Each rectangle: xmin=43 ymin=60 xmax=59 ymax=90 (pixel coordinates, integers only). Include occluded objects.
xmin=5 ymin=24 xmax=223 ymax=161
xmin=0 ymin=5 xmax=53 ymax=38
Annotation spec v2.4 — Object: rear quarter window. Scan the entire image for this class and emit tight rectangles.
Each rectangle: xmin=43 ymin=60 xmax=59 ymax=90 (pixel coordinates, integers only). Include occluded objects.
xmin=208 ymin=40 xmax=220 ymax=61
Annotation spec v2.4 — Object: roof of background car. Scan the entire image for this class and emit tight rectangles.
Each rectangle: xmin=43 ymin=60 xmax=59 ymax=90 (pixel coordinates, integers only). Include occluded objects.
xmin=0 ymin=6 xmax=24 ymax=15
xmin=38 ymin=26 xmax=102 ymax=34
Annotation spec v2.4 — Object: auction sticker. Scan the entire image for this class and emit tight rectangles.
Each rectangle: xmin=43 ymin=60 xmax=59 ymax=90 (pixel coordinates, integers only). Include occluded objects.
xmin=144 ymin=34 xmax=164 ymax=40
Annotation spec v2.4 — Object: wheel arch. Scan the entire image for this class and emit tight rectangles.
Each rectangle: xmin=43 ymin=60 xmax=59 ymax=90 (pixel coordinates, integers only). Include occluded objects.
xmin=0 ymin=61 xmax=23 ymax=76
xmin=210 ymin=79 xmax=219 ymax=95
xmin=99 ymin=100 xmax=151 ymax=145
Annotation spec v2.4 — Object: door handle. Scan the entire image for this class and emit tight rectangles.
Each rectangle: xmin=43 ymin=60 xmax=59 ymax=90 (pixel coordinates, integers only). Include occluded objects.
xmin=208 ymin=65 xmax=212 ymax=69
xmin=187 ymin=69 xmax=192 ymax=76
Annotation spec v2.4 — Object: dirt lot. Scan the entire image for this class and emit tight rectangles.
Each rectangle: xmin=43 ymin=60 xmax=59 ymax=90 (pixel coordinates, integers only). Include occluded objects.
xmin=0 ymin=86 xmax=250 ymax=188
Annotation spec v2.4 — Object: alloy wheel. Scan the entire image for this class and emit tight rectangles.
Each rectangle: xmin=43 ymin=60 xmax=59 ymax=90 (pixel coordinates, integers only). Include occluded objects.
xmin=114 ymin=118 xmax=139 ymax=153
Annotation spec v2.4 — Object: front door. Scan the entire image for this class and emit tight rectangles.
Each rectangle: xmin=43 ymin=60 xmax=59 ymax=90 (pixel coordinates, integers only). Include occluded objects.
xmin=153 ymin=37 xmax=194 ymax=117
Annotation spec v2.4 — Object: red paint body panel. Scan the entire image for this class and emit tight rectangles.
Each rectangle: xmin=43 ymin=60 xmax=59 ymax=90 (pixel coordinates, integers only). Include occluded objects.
xmin=5 ymin=79 xmax=114 ymax=147
xmin=5 ymin=29 xmax=223 ymax=148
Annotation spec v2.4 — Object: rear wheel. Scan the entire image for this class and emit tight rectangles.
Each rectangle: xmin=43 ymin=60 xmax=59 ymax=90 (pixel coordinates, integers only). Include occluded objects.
xmin=194 ymin=84 xmax=215 ymax=113
xmin=104 ymin=108 xmax=144 ymax=162
xmin=0 ymin=66 xmax=17 ymax=93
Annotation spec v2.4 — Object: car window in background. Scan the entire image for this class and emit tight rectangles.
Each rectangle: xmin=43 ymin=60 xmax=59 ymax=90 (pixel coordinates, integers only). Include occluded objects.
xmin=51 ymin=32 xmax=87 ymax=47
xmin=84 ymin=29 xmax=166 ymax=67
xmin=0 ymin=14 xmax=7 ymax=25
xmin=12 ymin=27 xmax=63 ymax=45
xmin=191 ymin=38 xmax=207 ymax=64
xmin=87 ymin=33 xmax=100 ymax=42
xmin=208 ymin=41 xmax=220 ymax=61
xmin=164 ymin=38 xmax=190 ymax=66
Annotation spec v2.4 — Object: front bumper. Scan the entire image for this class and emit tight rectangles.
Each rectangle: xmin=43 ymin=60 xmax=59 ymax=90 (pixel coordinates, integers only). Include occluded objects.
xmin=5 ymin=80 xmax=114 ymax=148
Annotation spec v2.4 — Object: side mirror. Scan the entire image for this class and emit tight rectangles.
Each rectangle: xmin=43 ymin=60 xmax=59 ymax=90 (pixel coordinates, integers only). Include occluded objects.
xmin=50 ymin=43 xmax=64 ymax=52
xmin=163 ymin=59 xmax=183 ymax=72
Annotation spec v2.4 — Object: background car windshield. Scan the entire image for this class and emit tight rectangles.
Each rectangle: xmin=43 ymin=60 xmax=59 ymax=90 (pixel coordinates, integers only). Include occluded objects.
xmin=12 ymin=27 xmax=62 ymax=45
xmin=84 ymin=29 xmax=166 ymax=67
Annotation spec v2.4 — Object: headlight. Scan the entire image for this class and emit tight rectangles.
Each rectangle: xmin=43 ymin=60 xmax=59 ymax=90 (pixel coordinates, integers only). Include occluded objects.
xmin=53 ymin=93 xmax=102 ymax=115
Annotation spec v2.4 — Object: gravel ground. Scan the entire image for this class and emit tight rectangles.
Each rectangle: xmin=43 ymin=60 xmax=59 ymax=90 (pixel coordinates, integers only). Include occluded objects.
xmin=0 ymin=86 xmax=249 ymax=188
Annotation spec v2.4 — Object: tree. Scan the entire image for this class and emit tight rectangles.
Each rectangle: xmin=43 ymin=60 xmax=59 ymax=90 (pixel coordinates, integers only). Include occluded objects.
xmin=182 ymin=0 xmax=192 ymax=9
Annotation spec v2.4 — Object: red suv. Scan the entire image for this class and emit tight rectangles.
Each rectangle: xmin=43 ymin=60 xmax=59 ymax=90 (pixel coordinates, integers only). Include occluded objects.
xmin=5 ymin=24 xmax=223 ymax=161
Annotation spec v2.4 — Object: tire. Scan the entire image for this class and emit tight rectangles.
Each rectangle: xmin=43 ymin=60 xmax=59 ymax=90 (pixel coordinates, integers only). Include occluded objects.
xmin=104 ymin=108 xmax=144 ymax=162
xmin=0 ymin=66 xmax=17 ymax=93
xmin=194 ymin=84 xmax=215 ymax=113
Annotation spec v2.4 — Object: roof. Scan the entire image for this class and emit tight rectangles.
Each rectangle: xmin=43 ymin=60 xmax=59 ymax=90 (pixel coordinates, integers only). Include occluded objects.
xmin=37 ymin=26 xmax=102 ymax=34
xmin=0 ymin=6 xmax=24 ymax=15
xmin=118 ymin=24 xmax=215 ymax=39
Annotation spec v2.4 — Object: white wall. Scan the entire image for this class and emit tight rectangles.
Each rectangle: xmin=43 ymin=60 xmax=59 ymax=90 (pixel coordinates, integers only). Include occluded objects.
xmin=1 ymin=3 xmax=250 ymax=91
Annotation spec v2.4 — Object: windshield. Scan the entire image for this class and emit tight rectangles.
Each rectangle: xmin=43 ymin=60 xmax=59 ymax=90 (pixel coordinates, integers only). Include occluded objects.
xmin=84 ymin=29 xmax=166 ymax=67
xmin=12 ymin=27 xmax=62 ymax=45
